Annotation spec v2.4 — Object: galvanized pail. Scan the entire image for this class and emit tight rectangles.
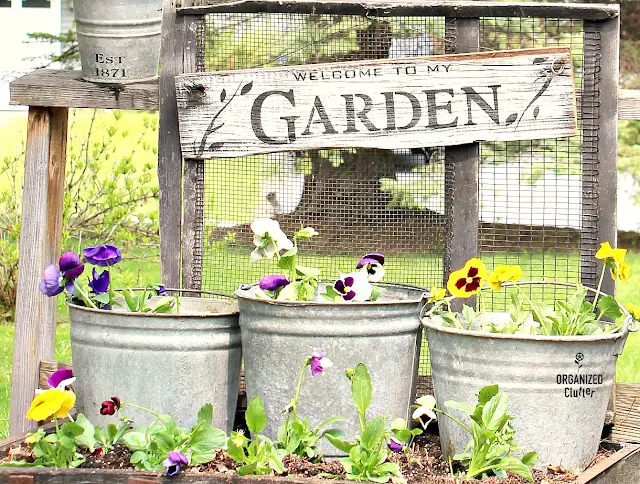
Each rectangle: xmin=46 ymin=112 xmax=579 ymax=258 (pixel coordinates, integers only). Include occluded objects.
xmin=422 ymin=282 xmax=635 ymax=472
xmin=235 ymin=283 xmax=426 ymax=457
xmin=69 ymin=296 xmax=241 ymax=431
xmin=73 ymin=0 xmax=162 ymax=83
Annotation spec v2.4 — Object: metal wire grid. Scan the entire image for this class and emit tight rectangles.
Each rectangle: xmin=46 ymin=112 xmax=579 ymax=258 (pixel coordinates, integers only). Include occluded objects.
xmin=193 ymin=12 xmax=604 ymax=396
xmin=199 ymin=14 xmax=449 ymax=296
xmin=477 ymin=17 xmax=593 ymax=310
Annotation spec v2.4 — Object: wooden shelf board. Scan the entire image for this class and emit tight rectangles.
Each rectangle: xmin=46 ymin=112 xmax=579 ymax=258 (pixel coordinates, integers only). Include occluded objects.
xmin=10 ymin=70 xmax=159 ymax=111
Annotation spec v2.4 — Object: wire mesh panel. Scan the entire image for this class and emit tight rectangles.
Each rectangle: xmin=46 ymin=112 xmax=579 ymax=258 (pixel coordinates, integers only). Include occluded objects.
xmin=184 ymin=4 xmax=611 ymax=395
xmin=200 ymin=14 xmax=449 ymax=295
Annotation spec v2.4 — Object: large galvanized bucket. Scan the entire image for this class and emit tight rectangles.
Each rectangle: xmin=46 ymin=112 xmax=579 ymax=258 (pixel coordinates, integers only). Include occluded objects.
xmin=69 ymin=295 xmax=241 ymax=431
xmin=73 ymin=0 xmax=162 ymax=83
xmin=422 ymin=281 xmax=636 ymax=472
xmin=235 ymin=283 xmax=426 ymax=457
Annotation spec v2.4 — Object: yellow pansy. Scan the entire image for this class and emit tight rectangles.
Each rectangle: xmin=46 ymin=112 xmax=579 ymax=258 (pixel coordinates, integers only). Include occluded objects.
xmin=446 ymin=258 xmax=487 ymax=299
xmin=595 ymin=242 xmax=616 ymax=260
xmin=613 ymin=261 xmax=631 ymax=283
xmin=26 ymin=388 xmax=76 ymax=422
xmin=626 ymin=303 xmax=640 ymax=320
xmin=428 ymin=288 xmax=446 ymax=303
xmin=488 ymin=265 xmax=523 ymax=291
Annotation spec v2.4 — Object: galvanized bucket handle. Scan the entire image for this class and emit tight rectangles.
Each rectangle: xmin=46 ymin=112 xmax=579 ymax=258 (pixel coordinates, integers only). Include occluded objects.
xmin=422 ymin=280 xmax=638 ymax=333
xmin=115 ymin=287 xmax=236 ymax=300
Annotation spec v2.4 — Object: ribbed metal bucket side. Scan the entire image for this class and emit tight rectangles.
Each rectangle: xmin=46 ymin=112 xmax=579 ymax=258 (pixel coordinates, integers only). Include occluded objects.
xmin=236 ymin=284 xmax=426 ymax=457
xmin=422 ymin=317 xmax=626 ymax=473
xmin=69 ymin=297 xmax=241 ymax=432
xmin=73 ymin=0 xmax=162 ymax=83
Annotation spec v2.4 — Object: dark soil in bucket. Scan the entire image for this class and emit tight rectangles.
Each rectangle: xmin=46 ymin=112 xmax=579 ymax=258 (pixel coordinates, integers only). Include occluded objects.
xmin=2 ymin=433 xmax=612 ymax=483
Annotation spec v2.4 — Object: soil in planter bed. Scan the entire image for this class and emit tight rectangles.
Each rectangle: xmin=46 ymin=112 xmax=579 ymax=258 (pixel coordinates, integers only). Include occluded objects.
xmin=2 ymin=433 xmax=611 ymax=483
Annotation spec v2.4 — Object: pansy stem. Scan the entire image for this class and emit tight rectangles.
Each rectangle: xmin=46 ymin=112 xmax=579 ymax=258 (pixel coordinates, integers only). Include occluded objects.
xmin=591 ymin=263 xmax=607 ymax=312
xmin=121 ymin=402 xmax=163 ymax=420
xmin=434 ymin=408 xmax=472 ymax=435
xmin=73 ymin=282 xmax=99 ymax=309
xmin=291 ymin=358 xmax=310 ymax=426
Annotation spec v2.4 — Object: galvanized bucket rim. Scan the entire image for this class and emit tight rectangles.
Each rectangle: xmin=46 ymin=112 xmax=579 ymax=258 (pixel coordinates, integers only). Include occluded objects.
xmin=67 ymin=290 xmax=238 ymax=318
xmin=236 ymin=281 xmax=428 ymax=306
xmin=421 ymin=316 xmax=627 ymax=343
xmin=424 ymin=280 xmax=637 ymax=333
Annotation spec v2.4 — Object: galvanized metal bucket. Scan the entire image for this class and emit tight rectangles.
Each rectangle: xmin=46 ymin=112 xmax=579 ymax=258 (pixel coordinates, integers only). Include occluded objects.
xmin=73 ymin=0 xmax=162 ymax=83
xmin=422 ymin=281 xmax=636 ymax=473
xmin=235 ymin=283 xmax=426 ymax=457
xmin=69 ymin=294 xmax=241 ymax=431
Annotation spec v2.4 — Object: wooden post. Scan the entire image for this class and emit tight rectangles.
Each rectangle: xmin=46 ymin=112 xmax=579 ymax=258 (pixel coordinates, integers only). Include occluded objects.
xmin=443 ymin=18 xmax=480 ymax=310
xmin=9 ymin=107 xmax=68 ymax=435
xmin=595 ymin=17 xmax=620 ymax=298
xmin=159 ymin=0 xmax=186 ymax=289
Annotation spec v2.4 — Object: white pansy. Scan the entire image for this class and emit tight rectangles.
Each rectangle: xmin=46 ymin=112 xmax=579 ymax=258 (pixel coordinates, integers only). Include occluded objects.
xmin=249 ymin=218 xmax=293 ymax=261
xmin=412 ymin=395 xmax=437 ymax=421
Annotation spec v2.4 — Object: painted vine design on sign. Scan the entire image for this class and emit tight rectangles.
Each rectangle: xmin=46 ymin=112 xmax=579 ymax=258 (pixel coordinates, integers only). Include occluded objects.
xmin=195 ymin=80 xmax=254 ymax=156
xmin=175 ymin=47 xmax=577 ymax=158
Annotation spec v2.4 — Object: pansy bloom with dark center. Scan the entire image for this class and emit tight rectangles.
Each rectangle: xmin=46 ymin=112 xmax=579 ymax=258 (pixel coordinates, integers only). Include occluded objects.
xmin=334 ymin=271 xmax=372 ymax=302
xmin=446 ymin=258 xmax=487 ymax=298
xmin=100 ymin=396 xmax=121 ymax=416
xmin=163 ymin=451 xmax=189 ymax=477
xmin=356 ymin=252 xmax=385 ymax=283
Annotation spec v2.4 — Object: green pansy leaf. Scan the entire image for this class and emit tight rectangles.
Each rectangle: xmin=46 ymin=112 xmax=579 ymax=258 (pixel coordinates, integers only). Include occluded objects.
xmin=122 ymin=431 xmax=147 ymax=451
xmin=598 ymin=295 xmax=623 ymax=319
xmin=521 ymin=451 xmax=538 ymax=467
xmin=325 ymin=431 xmax=354 ymax=453
xmin=351 ymin=363 xmax=372 ymax=418
xmin=246 ymin=396 xmax=267 ymax=434
xmin=361 ymin=417 xmax=385 ymax=451
xmin=478 ymin=384 xmax=500 ymax=405
xmin=73 ymin=414 xmax=97 ymax=452
xmin=197 ymin=403 xmax=214 ymax=428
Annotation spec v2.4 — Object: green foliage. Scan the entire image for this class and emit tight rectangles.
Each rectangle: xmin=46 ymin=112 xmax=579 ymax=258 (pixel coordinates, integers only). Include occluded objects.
xmin=0 ymin=110 xmax=159 ymax=314
xmin=326 ymin=363 xmax=402 ymax=483
xmin=444 ymin=385 xmax=537 ymax=482
xmin=123 ymin=403 xmax=227 ymax=470
xmin=2 ymin=413 xmax=129 ymax=469
xmin=26 ymin=30 xmax=79 ymax=69
xmin=227 ymin=396 xmax=286 ymax=475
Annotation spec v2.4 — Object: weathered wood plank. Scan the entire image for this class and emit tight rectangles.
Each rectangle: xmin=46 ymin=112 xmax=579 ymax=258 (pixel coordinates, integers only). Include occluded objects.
xmin=9 ymin=107 xmax=68 ymax=436
xmin=9 ymin=70 xmax=158 ymax=111
xmin=178 ymin=0 xmax=619 ymax=20
xmin=444 ymin=18 xmax=479 ymax=312
xmin=618 ymin=90 xmax=640 ymax=120
xmin=158 ymin=0 xmax=186 ymax=289
xmin=8 ymin=69 xmax=640 ymax=121
xmin=177 ymin=47 xmax=577 ymax=158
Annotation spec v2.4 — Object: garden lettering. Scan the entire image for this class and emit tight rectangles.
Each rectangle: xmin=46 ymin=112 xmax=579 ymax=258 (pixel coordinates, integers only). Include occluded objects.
xmin=175 ymin=47 xmax=577 ymax=158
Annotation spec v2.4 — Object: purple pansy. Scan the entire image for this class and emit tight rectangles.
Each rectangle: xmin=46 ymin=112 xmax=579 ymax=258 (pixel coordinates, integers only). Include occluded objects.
xmin=156 ymin=285 xmax=169 ymax=297
xmin=163 ymin=451 xmax=189 ymax=477
xmin=259 ymin=274 xmax=290 ymax=292
xmin=83 ymin=244 xmax=122 ymax=267
xmin=88 ymin=268 xmax=110 ymax=294
xmin=310 ymin=348 xmax=333 ymax=376
xmin=388 ymin=438 xmax=404 ymax=454
xmin=40 ymin=264 xmax=64 ymax=297
xmin=59 ymin=251 xmax=85 ymax=279
xmin=47 ymin=368 xmax=75 ymax=390
xmin=356 ymin=252 xmax=385 ymax=283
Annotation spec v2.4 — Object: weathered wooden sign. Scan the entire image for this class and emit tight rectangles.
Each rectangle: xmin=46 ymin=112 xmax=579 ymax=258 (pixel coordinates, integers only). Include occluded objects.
xmin=175 ymin=47 xmax=576 ymax=158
